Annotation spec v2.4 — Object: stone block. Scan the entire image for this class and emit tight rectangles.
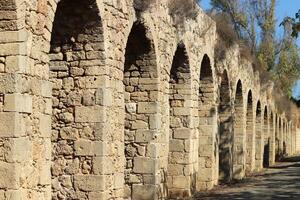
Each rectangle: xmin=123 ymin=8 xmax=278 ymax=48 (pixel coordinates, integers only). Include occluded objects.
xmin=173 ymin=107 xmax=190 ymax=116
xmin=133 ymin=157 xmax=156 ymax=174
xmin=125 ymin=103 xmax=136 ymax=113
xmin=5 ymin=55 xmax=29 ymax=73
xmin=0 ymin=42 xmax=27 ymax=56
xmin=149 ymin=114 xmax=161 ymax=130
xmin=74 ymin=139 xmax=93 ymax=156
xmin=173 ymin=128 xmax=192 ymax=139
xmin=75 ymin=106 xmax=105 ymax=123
xmin=39 ymin=161 xmax=51 ymax=185
xmin=169 ymin=139 xmax=184 ymax=152
xmin=39 ymin=114 xmax=51 ymax=138
xmin=0 ymin=162 xmax=19 ymax=189
xmin=93 ymin=157 xmax=114 ymax=175
xmin=0 ymin=112 xmax=25 ymax=137
xmin=94 ymin=141 xmax=107 ymax=156
xmin=173 ymin=176 xmax=190 ymax=189
xmin=40 ymin=80 xmax=52 ymax=98
xmin=131 ymin=120 xmax=148 ymax=130
xmin=0 ymin=30 xmax=28 ymax=43
xmin=114 ymin=173 xmax=124 ymax=189
xmin=135 ymin=130 xmax=154 ymax=143
xmin=95 ymin=88 xmax=112 ymax=106
xmin=132 ymin=184 xmax=157 ymax=200
xmin=137 ymin=102 xmax=158 ymax=114
xmin=4 ymin=93 xmax=32 ymax=113
xmin=74 ymin=175 xmax=105 ymax=192
xmin=6 ymin=137 xmax=31 ymax=163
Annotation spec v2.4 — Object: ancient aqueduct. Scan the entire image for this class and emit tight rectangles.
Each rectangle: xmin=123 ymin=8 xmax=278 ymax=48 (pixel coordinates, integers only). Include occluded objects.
xmin=0 ymin=0 xmax=298 ymax=199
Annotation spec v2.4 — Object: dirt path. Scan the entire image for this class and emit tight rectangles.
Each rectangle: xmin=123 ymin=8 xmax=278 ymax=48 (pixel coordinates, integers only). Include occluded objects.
xmin=194 ymin=157 xmax=300 ymax=200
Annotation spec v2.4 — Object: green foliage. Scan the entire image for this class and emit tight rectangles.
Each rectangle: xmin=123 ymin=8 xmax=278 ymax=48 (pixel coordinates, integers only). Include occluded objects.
xmin=253 ymin=0 xmax=276 ymax=71
xmin=210 ymin=0 xmax=300 ymax=97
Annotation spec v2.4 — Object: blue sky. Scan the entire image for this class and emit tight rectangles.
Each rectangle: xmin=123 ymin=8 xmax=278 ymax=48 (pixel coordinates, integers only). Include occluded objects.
xmin=200 ymin=0 xmax=300 ymax=99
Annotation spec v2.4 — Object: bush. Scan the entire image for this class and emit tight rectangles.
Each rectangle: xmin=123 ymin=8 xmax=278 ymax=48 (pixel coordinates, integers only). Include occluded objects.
xmin=168 ymin=0 xmax=199 ymax=28
xmin=133 ymin=0 xmax=156 ymax=12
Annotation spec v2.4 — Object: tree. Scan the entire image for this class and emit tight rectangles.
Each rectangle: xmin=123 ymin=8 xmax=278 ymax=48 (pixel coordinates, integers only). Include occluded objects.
xmin=276 ymin=19 xmax=300 ymax=97
xmin=252 ymin=0 xmax=276 ymax=71
xmin=285 ymin=9 xmax=300 ymax=38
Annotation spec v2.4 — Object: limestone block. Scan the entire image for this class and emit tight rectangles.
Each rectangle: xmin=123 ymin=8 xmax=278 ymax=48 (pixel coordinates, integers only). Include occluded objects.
xmin=0 ymin=112 xmax=25 ymax=137
xmin=132 ymin=184 xmax=157 ymax=200
xmin=4 ymin=93 xmax=32 ymax=113
xmin=5 ymin=137 xmax=31 ymax=163
xmin=88 ymin=191 xmax=107 ymax=200
xmin=5 ymin=190 xmax=23 ymax=200
xmin=173 ymin=176 xmax=190 ymax=189
xmin=173 ymin=107 xmax=190 ymax=116
xmin=0 ymin=42 xmax=27 ymax=56
xmin=74 ymin=175 xmax=105 ymax=191
xmin=75 ymin=106 xmax=105 ymax=123
xmin=114 ymin=173 xmax=124 ymax=189
xmin=96 ymin=88 xmax=112 ymax=106
xmin=39 ymin=161 xmax=51 ymax=185
xmin=131 ymin=120 xmax=148 ymax=130
xmin=74 ymin=139 xmax=93 ymax=156
xmin=49 ymin=61 xmax=68 ymax=71
xmin=94 ymin=141 xmax=107 ymax=156
xmin=85 ymin=76 xmax=108 ymax=89
xmin=39 ymin=114 xmax=51 ymax=138
xmin=0 ymin=162 xmax=19 ymax=189
xmin=169 ymin=139 xmax=185 ymax=152
xmin=0 ymin=29 xmax=28 ymax=43
xmin=173 ymin=128 xmax=192 ymax=139
xmin=168 ymin=164 xmax=184 ymax=176
xmin=5 ymin=55 xmax=29 ymax=73
xmin=198 ymin=168 xmax=213 ymax=181
xmin=93 ymin=157 xmax=114 ymax=175
xmin=125 ymin=103 xmax=136 ymax=113
xmin=149 ymin=114 xmax=161 ymax=130
xmin=60 ymin=127 xmax=79 ymax=140
xmin=137 ymin=102 xmax=158 ymax=114
xmin=135 ymin=130 xmax=154 ymax=143
xmin=133 ymin=157 xmax=156 ymax=174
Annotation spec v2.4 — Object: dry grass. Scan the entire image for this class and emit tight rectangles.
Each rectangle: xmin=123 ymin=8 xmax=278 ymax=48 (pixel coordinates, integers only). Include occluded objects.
xmin=209 ymin=13 xmax=239 ymax=60
xmin=168 ymin=0 xmax=199 ymax=28
xmin=133 ymin=0 xmax=156 ymax=12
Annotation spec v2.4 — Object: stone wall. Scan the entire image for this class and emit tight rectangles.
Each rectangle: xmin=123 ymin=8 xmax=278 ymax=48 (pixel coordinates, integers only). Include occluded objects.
xmin=0 ymin=0 xmax=298 ymax=199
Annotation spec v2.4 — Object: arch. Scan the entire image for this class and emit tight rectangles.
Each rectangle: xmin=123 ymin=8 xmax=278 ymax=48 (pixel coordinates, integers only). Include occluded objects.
xmin=263 ymin=106 xmax=270 ymax=168
xmin=233 ymin=80 xmax=245 ymax=179
xmin=255 ymin=101 xmax=263 ymax=170
xmin=218 ymin=70 xmax=233 ymax=183
xmin=168 ymin=42 xmax=194 ymax=198
xmin=245 ymin=90 xmax=255 ymax=174
xmin=123 ymin=20 xmax=159 ymax=199
xmin=49 ymin=0 xmax=106 ymax=199
xmin=197 ymin=54 xmax=216 ymax=189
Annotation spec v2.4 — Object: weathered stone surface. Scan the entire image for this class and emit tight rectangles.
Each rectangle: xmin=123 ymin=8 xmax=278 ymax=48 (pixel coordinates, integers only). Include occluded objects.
xmin=74 ymin=175 xmax=105 ymax=191
xmin=0 ymin=1 xmax=295 ymax=200
xmin=75 ymin=106 xmax=105 ymax=123
xmin=0 ymin=162 xmax=19 ymax=189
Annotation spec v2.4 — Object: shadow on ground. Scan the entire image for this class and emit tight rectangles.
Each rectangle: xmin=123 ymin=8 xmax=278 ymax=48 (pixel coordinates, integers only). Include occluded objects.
xmin=193 ymin=155 xmax=300 ymax=200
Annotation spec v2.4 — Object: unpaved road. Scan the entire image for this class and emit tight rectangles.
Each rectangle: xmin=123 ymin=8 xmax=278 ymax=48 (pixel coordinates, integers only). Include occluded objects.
xmin=194 ymin=159 xmax=300 ymax=200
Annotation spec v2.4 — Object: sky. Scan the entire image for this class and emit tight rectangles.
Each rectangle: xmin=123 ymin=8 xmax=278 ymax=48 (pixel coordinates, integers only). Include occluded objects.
xmin=200 ymin=0 xmax=300 ymax=99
